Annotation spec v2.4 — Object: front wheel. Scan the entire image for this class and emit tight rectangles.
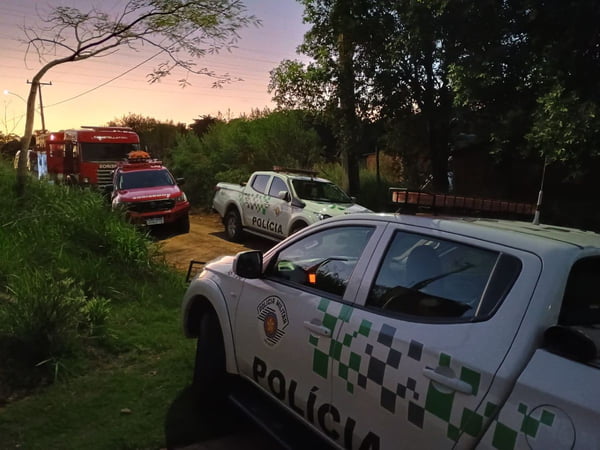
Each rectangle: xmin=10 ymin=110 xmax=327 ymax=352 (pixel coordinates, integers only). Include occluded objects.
xmin=192 ymin=310 xmax=227 ymax=401
xmin=289 ymin=221 xmax=307 ymax=236
xmin=224 ymin=209 xmax=243 ymax=242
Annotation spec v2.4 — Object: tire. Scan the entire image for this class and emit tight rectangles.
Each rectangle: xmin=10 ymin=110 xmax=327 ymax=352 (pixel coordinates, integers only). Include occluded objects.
xmin=224 ymin=209 xmax=243 ymax=242
xmin=289 ymin=221 xmax=307 ymax=236
xmin=192 ymin=310 xmax=227 ymax=400
xmin=177 ymin=214 xmax=190 ymax=234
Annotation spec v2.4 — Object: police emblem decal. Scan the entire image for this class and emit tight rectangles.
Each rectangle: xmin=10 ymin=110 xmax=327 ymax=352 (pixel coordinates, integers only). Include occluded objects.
xmin=257 ymin=296 xmax=289 ymax=346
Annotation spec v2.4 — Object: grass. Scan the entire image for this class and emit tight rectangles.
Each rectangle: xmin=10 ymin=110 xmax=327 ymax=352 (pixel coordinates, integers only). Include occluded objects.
xmin=0 ymin=161 xmax=198 ymax=449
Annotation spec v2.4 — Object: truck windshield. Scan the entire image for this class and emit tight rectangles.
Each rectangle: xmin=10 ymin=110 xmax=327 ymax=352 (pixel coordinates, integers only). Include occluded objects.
xmin=81 ymin=142 xmax=140 ymax=161
xmin=118 ymin=169 xmax=175 ymax=189
xmin=292 ymin=179 xmax=353 ymax=203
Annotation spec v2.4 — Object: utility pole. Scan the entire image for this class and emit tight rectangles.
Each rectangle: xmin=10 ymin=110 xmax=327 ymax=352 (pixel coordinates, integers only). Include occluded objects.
xmin=27 ymin=80 xmax=52 ymax=133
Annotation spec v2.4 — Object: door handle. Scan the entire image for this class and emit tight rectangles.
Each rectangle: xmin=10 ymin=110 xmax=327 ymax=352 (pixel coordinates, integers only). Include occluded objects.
xmin=422 ymin=367 xmax=473 ymax=395
xmin=304 ymin=320 xmax=332 ymax=337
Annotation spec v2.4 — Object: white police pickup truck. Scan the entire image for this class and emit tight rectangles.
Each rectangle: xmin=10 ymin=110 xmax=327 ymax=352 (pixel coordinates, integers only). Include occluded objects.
xmin=182 ymin=213 xmax=600 ymax=450
xmin=212 ymin=167 xmax=370 ymax=241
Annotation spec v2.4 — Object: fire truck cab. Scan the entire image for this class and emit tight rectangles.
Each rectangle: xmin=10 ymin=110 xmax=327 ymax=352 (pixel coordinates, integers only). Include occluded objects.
xmin=37 ymin=126 xmax=141 ymax=186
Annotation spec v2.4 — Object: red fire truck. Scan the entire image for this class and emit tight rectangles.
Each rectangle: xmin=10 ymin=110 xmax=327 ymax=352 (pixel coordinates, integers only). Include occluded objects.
xmin=36 ymin=126 xmax=141 ymax=186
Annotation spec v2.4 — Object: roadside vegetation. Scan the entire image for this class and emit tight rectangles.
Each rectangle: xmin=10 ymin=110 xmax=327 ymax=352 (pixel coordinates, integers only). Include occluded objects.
xmin=0 ymin=161 xmax=192 ymax=449
xmin=166 ymin=110 xmax=396 ymax=213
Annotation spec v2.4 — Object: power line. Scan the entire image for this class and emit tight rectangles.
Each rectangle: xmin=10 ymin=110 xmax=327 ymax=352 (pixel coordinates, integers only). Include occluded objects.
xmin=44 ymin=50 xmax=165 ymax=108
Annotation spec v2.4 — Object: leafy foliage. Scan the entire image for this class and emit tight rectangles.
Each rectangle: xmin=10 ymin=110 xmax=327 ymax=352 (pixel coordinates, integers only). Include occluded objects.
xmin=450 ymin=0 xmax=600 ymax=172
xmin=526 ymin=86 xmax=600 ymax=177
xmin=168 ymin=110 xmax=324 ymax=207
xmin=108 ymin=113 xmax=187 ymax=160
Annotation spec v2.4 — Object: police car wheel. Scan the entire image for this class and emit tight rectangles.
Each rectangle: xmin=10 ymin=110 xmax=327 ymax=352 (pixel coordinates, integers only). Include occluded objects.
xmin=290 ymin=221 xmax=307 ymax=235
xmin=192 ymin=310 xmax=226 ymax=399
xmin=224 ymin=209 xmax=242 ymax=242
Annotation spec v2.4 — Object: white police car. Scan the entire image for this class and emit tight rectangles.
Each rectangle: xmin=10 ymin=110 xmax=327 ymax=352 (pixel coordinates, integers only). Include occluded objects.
xmin=182 ymin=213 xmax=600 ymax=449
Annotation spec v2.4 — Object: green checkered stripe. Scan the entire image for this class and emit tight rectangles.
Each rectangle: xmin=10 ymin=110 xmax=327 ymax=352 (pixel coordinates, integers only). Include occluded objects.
xmin=308 ymin=298 xmax=367 ymax=392
xmin=308 ymin=299 xmax=554 ymax=447
xmin=480 ymin=402 xmax=556 ymax=450
xmin=242 ymin=192 xmax=270 ymax=214
xmin=309 ymin=299 xmax=429 ymax=410
xmin=424 ymin=355 xmax=557 ymax=447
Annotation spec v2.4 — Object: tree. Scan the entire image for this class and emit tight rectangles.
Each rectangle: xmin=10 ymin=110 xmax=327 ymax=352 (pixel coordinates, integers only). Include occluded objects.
xmin=271 ymin=1 xmax=465 ymax=192
xmin=451 ymin=0 xmax=600 ymax=179
xmin=189 ymin=115 xmax=224 ymax=137
xmin=268 ymin=59 xmax=333 ymax=112
xmin=108 ymin=113 xmax=186 ymax=159
xmin=15 ymin=0 xmax=259 ymax=194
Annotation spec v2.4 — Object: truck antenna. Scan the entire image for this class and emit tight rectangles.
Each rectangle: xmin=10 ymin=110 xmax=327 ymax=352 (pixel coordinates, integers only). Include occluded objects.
xmin=532 ymin=157 xmax=548 ymax=225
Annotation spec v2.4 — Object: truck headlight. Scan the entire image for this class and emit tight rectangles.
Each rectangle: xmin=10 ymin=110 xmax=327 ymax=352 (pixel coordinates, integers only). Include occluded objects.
xmin=175 ymin=192 xmax=187 ymax=203
xmin=112 ymin=198 xmax=127 ymax=210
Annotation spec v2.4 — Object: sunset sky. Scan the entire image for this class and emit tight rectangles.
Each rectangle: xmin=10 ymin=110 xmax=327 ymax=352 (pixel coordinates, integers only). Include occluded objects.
xmin=0 ymin=0 xmax=309 ymax=134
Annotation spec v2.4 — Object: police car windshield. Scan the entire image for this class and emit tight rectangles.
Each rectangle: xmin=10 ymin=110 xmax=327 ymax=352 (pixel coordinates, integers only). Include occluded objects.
xmin=292 ymin=179 xmax=352 ymax=203
xmin=119 ymin=169 xmax=175 ymax=189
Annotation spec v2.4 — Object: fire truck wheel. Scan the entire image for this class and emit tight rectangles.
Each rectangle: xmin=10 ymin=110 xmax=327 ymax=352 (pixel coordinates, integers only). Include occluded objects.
xmin=192 ymin=310 xmax=227 ymax=400
xmin=224 ymin=209 xmax=243 ymax=242
xmin=177 ymin=215 xmax=190 ymax=234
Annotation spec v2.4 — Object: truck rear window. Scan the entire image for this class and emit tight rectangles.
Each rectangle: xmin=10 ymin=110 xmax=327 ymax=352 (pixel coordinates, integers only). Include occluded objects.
xmin=560 ymin=257 xmax=600 ymax=326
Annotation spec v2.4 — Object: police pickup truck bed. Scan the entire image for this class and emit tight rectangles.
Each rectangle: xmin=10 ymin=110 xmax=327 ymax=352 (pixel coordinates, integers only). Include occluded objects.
xmin=212 ymin=167 xmax=370 ymax=242
xmin=182 ymin=213 xmax=600 ymax=450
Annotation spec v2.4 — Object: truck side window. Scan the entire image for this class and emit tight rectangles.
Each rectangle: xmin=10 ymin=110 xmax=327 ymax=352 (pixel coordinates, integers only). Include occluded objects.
xmin=251 ymin=175 xmax=270 ymax=194
xmin=265 ymin=226 xmax=375 ymax=298
xmin=560 ymin=257 xmax=600 ymax=326
xmin=268 ymin=176 xmax=288 ymax=198
xmin=366 ymin=231 xmax=521 ymax=322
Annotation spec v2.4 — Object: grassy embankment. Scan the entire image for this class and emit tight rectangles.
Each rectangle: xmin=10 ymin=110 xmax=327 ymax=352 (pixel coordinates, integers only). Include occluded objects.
xmin=0 ymin=161 xmax=197 ymax=449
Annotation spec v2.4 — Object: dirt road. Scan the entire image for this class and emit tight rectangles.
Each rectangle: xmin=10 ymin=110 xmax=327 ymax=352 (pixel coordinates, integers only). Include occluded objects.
xmin=158 ymin=210 xmax=274 ymax=272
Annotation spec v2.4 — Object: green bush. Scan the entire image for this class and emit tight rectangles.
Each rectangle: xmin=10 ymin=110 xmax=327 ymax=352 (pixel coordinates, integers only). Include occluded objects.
xmin=357 ymin=168 xmax=394 ymax=212
xmin=168 ymin=111 xmax=324 ymax=208
xmin=0 ymin=161 xmax=170 ymax=388
xmin=314 ymin=161 xmax=346 ymax=188
xmin=0 ymin=273 xmax=111 ymax=386
xmin=313 ymin=162 xmax=394 ymax=212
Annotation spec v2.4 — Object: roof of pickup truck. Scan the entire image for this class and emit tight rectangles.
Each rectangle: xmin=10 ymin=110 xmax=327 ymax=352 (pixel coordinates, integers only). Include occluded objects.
xmin=252 ymin=170 xmax=332 ymax=184
xmin=323 ymin=213 xmax=600 ymax=250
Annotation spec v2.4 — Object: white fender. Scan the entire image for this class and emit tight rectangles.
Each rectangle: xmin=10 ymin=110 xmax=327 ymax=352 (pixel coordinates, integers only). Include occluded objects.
xmin=182 ymin=276 xmax=239 ymax=375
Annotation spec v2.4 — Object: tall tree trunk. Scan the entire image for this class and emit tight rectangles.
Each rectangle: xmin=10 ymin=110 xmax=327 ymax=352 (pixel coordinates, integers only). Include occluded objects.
xmin=338 ymin=31 xmax=360 ymax=196
xmin=15 ymin=80 xmax=40 ymax=196
xmin=422 ymin=40 xmax=451 ymax=193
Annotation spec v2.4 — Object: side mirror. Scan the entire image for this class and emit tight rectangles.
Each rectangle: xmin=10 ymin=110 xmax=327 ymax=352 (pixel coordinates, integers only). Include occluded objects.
xmin=543 ymin=325 xmax=598 ymax=363
xmin=291 ymin=197 xmax=306 ymax=209
xmin=233 ymin=250 xmax=263 ymax=279
xmin=277 ymin=190 xmax=290 ymax=202
xmin=176 ymin=177 xmax=185 ymax=185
